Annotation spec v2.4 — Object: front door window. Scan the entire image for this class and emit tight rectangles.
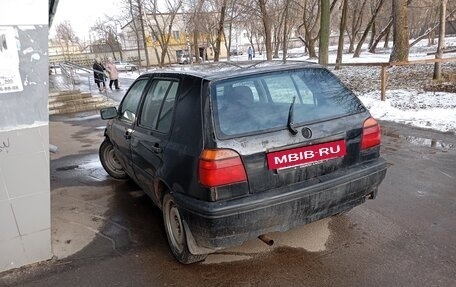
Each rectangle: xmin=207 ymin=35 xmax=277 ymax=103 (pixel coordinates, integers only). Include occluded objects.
xmin=119 ymin=79 xmax=148 ymax=122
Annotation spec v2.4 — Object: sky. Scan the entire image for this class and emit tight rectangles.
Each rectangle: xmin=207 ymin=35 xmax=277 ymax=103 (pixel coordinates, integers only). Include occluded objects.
xmin=50 ymin=0 xmax=122 ymax=41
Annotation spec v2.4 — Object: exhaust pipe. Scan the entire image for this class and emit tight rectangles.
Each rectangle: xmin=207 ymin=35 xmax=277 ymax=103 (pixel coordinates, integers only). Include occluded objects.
xmin=258 ymin=234 xmax=274 ymax=246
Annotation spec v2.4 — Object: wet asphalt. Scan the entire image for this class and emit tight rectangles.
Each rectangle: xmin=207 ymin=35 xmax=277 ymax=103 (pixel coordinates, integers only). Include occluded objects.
xmin=1 ymin=113 xmax=455 ymax=286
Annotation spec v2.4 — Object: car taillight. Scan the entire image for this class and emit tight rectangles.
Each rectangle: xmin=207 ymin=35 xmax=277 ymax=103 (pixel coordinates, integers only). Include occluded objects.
xmin=361 ymin=117 xmax=381 ymax=150
xmin=199 ymin=149 xmax=247 ymax=187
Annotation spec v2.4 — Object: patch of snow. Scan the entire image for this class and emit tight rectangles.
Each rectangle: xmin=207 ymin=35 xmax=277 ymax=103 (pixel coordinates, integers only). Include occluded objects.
xmin=359 ymin=90 xmax=456 ymax=133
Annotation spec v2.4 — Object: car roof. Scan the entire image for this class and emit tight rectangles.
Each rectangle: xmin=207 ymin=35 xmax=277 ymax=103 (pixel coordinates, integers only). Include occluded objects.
xmin=141 ymin=61 xmax=322 ymax=82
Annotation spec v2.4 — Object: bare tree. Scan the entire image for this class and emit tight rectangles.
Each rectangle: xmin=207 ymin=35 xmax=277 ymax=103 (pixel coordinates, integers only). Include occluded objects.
xmin=185 ymin=0 xmax=206 ymax=63
xmin=433 ymin=0 xmax=448 ymax=80
xmin=409 ymin=7 xmax=456 ymax=48
xmin=223 ymin=0 xmax=242 ymax=61
xmin=137 ymin=0 xmax=151 ymax=67
xmin=368 ymin=17 xmax=392 ymax=53
xmin=106 ymin=15 xmax=128 ymax=61
xmin=282 ymin=0 xmax=291 ymax=62
xmin=346 ymin=0 xmax=367 ymax=53
xmin=55 ymin=21 xmax=80 ymax=61
xmin=214 ymin=0 xmax=228 ymax=61
xmin=353 ymin=0 xmax=385 ymax=58
xmin=258 ymin=0 xmax=273 ymax=60
xmin=91 ymin=18 xmax=123 ymax=60
xmin=297 ymin=0 xmax=320 ymax=58
xmin=335 ymin=0 xmax=348 ymax=69
xmin=143 ymin=0 xmax=183 ymax=67
xmin=120 ymin=0 xmax=144 ymax=68
xmin=389 ymin=0 xmax=409 ymax=62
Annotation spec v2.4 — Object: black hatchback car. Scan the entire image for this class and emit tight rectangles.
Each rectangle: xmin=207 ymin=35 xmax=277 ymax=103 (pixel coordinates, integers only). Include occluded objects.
xmin=99 ymin=61 xmax=387 ymax=264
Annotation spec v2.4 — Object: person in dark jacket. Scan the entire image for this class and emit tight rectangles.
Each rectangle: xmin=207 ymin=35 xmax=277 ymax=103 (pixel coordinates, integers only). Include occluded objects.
xmin=93 ymin=57 xmax=106 ymax=92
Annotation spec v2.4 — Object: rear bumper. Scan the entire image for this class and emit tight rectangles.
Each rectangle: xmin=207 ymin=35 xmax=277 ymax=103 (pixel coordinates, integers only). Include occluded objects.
xmin=174 ymin=158 xmax=387 ymax=252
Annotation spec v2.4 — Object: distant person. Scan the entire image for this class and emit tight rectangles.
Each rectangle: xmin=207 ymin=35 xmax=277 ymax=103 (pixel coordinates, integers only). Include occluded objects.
xmin=105 ymin=57 xmax=120 ymax=90
xmin=93 ymin=57 xmax=106 ymax=92
xmin=248 ymin=46 xmax=253 ymax=60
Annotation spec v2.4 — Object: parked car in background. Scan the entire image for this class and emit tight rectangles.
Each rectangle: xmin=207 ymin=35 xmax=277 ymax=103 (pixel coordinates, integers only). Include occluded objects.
xmin=177 ymin=54 xmax=202 ymax=64
xmin=230 ymin=48 xmax=243 ymax=56
xmin=99 ymin=61 xmax=387 ymax=264
xmin=114 ymin=61 xmax=138 ymax=71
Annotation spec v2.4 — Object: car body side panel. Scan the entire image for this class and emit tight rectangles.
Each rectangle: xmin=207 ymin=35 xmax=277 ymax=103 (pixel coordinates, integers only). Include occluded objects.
xmin=130 ymin=127 xmax=165 ymax=203
xmin=109 ymin=119 xmax=136 ymax=178
xmin=160 ymin=75 xmax=207 ymax=200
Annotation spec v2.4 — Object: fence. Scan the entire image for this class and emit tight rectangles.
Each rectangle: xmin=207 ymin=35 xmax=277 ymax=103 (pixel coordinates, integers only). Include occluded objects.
xmin=328 ymin=57 xmax=456 ymax=101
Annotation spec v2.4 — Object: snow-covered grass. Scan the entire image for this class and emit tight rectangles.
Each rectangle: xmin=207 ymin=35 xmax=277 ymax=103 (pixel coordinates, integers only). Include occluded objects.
xmin=359 ymin=90 xmax=456 ymax=133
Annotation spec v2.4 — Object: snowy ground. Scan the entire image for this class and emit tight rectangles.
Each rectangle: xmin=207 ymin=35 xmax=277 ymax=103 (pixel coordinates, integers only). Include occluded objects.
xmin=358 ymin=89 xmax=456 ymax=133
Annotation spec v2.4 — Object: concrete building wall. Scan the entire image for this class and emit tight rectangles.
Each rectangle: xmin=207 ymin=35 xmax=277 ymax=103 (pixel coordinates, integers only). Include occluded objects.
xmin=0 ymin=0 xmax=52 ymax=272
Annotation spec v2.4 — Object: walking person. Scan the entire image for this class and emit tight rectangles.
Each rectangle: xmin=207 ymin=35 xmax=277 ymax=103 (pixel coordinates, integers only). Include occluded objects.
xmin=247 ymin=46 xmax=253 ymax=60
xmin=105 ymin=57 xmax=120 ymax=90
xmin=93 ymin=57 xmax=106 ymax=92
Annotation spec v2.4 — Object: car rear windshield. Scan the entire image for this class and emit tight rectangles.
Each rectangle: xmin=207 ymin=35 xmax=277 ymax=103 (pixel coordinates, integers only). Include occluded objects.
xmin=210 ymin=67 xmax=365 ymax=138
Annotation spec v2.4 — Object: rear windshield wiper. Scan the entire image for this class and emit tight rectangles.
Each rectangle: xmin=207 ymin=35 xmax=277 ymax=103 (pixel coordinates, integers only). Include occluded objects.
xmin=287 ymin=96 xmax=298 ymax=135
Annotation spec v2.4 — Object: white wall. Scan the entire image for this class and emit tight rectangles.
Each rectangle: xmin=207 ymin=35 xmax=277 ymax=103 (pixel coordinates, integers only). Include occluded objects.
xmin=0 ymin=0 xmax=52 ymax=272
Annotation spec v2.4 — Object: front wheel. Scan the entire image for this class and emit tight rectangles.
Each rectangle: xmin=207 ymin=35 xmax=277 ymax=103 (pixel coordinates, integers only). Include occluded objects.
xmin=162 ymin=193 xmax=207 ymax=264
xmin=99 ymin=139 xmax=129 ymax=179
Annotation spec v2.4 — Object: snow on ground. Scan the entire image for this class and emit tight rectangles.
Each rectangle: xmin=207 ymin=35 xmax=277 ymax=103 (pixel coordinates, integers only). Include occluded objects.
xmin=358 ymin=90 xmax=456 ymax=133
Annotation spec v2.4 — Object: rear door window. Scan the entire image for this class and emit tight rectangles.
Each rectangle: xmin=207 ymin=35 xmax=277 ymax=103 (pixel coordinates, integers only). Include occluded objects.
xmin=211 ymin=68 xmax=365 ymax=138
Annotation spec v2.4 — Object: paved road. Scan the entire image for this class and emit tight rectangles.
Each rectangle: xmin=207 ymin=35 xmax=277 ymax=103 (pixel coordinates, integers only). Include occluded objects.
xmin=1 ymin=116 xmax=455 ymax=287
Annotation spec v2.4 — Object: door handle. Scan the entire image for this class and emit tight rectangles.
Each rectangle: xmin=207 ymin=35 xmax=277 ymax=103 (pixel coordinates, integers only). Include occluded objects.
xmin=151 ymin=143 xmax=162 ymax=153
xmin=124 ymin=128 xmax=133 ymax=139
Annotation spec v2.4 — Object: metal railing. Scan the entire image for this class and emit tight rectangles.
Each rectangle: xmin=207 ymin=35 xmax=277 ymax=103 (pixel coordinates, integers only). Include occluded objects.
xmin=59 ymin=61 xmax=107 ymax=94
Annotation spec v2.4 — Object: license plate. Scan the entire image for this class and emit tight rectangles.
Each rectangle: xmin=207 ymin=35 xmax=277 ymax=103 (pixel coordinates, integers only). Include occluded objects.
xmin=267 ymin=139 xmax=346 ymax=170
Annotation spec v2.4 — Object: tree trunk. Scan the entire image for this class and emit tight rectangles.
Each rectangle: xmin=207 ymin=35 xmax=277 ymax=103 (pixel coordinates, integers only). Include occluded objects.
xmin=193 ymin=30 xmax=199 ymax=64
xmin=307 ymin=37 xmax=317 ymax=58
xmin=128 ymin=0 xmax=142 ymax=68
xmin=368 ymin=21 xmax=376 ymax=49
xmin=433 ymin=0 xmax=448 ymax=80
xmin=259 ymin=0 xmax=273 ymax=60
xmin=335 ymin=0 xmax=348 ymax=70
xmin=282 ymin=0 xmax=290 ymax=62
xmin=369 ymin=18 xmax=392 ymax=53
xmin=389 ymin=0 xmax=409 ymax=62
xmin=353 ymin=0 xmax=385 ymax=58
xmin=319 ymin=0 xmax=330 ymax=65
xmin=137 ymin=0 xmax=150 ymax=67
xmin=214 ymin=0 xmax=227 ymax=62
xmin=348 ymin=0 xmax=367 ymax=53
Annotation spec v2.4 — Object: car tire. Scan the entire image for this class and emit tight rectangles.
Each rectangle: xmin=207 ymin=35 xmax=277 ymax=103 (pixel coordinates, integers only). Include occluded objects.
xmin=99 ymin=139 xmax=129 ymax=179
xmin=162 ymin=193 xmax=207 ymax=264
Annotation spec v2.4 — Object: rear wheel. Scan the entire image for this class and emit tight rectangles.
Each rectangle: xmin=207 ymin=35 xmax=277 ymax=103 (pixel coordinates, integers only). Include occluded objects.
xmin=99 ymin=139 xmax=129 ymax=179
xmin=162 ymin=193 xmax=207 ymax=264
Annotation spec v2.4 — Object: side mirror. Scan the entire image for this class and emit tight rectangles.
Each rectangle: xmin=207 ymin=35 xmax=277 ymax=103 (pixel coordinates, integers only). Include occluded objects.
xmin=100 ymin=107 xmax=118 ymax=120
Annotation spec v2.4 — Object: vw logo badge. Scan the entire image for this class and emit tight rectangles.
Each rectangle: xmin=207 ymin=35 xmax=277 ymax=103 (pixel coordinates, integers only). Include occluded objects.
xmin=301 ymin=127 xmax=312 ymax=139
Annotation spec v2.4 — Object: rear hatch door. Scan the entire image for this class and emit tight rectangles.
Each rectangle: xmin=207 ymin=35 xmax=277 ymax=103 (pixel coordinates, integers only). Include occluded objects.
xmin=211 ymin=67 xmax=369 ymax=193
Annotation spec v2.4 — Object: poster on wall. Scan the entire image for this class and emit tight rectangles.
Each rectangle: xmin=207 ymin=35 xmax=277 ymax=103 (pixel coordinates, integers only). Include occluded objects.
xmin=0 ymin=27 xmax=23 ymax=94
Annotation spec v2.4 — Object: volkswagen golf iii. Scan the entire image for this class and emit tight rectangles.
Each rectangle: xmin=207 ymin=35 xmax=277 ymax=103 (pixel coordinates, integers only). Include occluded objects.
xmin=99 ymin=61 xmax=387 ymax=264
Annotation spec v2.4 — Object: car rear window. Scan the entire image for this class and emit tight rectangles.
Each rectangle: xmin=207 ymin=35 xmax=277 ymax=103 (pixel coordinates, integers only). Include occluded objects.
xmin=211 ymin=67 xmax=365 ymax=138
